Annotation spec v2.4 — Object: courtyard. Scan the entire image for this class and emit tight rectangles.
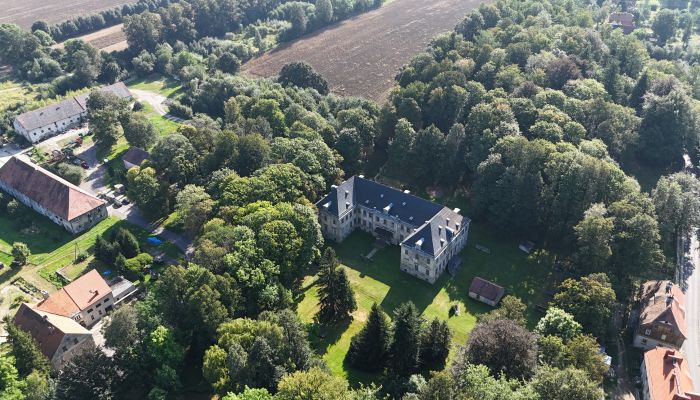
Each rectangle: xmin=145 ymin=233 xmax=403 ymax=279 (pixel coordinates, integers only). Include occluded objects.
xmin=297 ymin=222 xmax=556 ymax=382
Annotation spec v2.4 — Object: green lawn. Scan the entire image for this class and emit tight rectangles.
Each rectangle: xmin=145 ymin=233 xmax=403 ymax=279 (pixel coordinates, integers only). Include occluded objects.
xmin=297 ymin=222 xmax=555 ymax=383
xmin=140 ymin=103 xmax=179 ymax=136
xmin=0 ymin=213 xmax=182 ymax=288
xmin=128 ymin=74 xmax=182 ymax=98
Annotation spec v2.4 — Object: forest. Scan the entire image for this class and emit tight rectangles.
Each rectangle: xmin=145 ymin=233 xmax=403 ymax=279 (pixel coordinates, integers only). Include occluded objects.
xmin=1 ymin=0 xmax=700 ymax=398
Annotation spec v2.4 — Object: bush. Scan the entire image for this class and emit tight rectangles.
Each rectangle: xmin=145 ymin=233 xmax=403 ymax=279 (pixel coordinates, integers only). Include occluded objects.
xmin=122 ymin=253 xmax=153 ymax=281
xmin=11 ymin=242 xmax=31 ymax=266
xmin=53 ymin=162 xmax=85 ymax=185
xmin=168 ymin=101 xmax=193 ymax=119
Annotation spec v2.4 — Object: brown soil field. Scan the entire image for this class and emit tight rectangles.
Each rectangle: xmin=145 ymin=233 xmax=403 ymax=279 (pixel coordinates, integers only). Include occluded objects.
xmin=0 ymin=0 xmax=132 ymax=30
xmin=242 ymin=0 xmax=485 ymax=102
xmin=53 ymin=24 xmax=126 ymax=51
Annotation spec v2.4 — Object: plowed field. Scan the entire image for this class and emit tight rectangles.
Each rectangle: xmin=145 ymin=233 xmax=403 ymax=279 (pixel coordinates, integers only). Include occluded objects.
xmin=242 ymin=0 xmax=485 ymax=101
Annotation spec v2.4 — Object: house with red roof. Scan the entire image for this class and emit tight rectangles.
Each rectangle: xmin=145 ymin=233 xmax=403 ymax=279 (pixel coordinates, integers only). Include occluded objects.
xmin=0 ymin=156 xmax=107 ymax=234
xmin=634 ymin=281 xmax=687 ymax=350
xmin=641 ymin=347 xmax=700 ymax=400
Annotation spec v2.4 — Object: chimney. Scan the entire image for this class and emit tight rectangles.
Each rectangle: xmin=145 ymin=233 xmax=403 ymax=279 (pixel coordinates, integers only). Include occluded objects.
xmin=345 ymin=190 xmax=349 ymax=198
xmin=453 ymin=208 xmax=461 ymax=214
xmin=456 ymin=223 xmax=460 ymax=231
xmin=446 ymin=218 xmax=450 ymax=226
xmin=666 ymin=282 xmax=673 ymax=293
xmin=416 ymin=238 xmax=424 ymax=249
xmin=438 ymin=226 xmax=442 ymax=234
xmin=41 ymin=290 xmax=49 ymax=299
xmin=667 ymin=295 xmax=674 ymax=306
xmin=331 ymin=184 xmax=338 ymax=189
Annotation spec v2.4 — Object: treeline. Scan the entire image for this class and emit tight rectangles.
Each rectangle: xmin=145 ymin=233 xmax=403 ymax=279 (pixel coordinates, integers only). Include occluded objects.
xmin=31 ymin=0 xmax=179 ymax=42
xmin=376 ymin=0 xmax=700 ymax=294
xmin=121 ymin=0 xmax=384 ymax=78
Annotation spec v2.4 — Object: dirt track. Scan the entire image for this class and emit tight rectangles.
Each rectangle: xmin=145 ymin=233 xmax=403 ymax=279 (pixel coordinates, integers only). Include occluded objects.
xmin=0 ymin=0 xmax=132 ymax=30
xmin=242 ymin=0 xmax=484 ymax=102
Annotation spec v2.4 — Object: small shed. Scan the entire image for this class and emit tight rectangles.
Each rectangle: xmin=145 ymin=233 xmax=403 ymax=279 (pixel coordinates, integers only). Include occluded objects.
xmin=469 ymin=277 xmax=505 ymax=307
xmin=122 ymin=147 xmax=150 ymax=170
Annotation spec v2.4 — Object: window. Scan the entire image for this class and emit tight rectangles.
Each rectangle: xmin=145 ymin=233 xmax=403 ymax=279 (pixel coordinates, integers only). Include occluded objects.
xmin=661 ymin=334 xmax=667 ymax=340
xmin=91 ymin=316 xmax=95 ymax=320
xmin=645 ymin=329 xmax=651 ymax=336
xmin=96 ymin=303 xmax=101 ymax=308
xmin=73 ymin=338 xmax=78 ymax=344
xmin=103 ymin=298 xmax=108 ymax=304
xmin=87 ymin=309 xmax=93 ymax=314
xmin=62 ymin=346 xmax=68 ymax=352
xmin=404 ymin=250 xmax=408 ymax=255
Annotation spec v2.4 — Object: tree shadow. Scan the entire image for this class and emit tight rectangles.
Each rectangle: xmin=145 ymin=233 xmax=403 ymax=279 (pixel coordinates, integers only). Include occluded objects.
xmin=332 ymin=232 xmax=441 ymax=315
xmin=307 ymin=318 xmax=352 ymax=359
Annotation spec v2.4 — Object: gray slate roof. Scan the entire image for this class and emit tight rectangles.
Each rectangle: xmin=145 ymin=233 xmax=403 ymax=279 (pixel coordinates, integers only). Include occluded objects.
xmin=15 ymin=98 xmax=85 ymax=132
xmin=317 ymin=176 xmax=468 ymax=256
xmin=15 ymin=82 xmax=132 ymax=132
xmin=122 ymin=147 xmax=150 ymax=166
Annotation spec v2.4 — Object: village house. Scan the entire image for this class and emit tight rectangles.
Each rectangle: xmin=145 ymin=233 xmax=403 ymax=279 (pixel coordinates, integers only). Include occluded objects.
xmin=0 ymin=156 xmax=107 ymax=234
xmin=634 ymin=281 xmax=687 ymax=350
xmin=34 ymin=269 xmax=115 ymax=328
xmin=608 ymin=12 xmax=636 ymax=34
xmin=122 ymin=147 xmax=150 ymax=170
xmin=316 ymin=175 xmax=470 ymax=283
xmin=640 ymin=347 xmax=700 ymax=400
xmin=13 ymin=303 xmax=95 ymax=369
xmin=13 ymin=82 xmax=132 ymax=143
xmin=468 ymin=277 xmax=505 ymax=307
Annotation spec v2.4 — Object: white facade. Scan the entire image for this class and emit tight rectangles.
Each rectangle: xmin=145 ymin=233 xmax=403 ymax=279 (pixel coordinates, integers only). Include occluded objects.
xmin=14 ymin=112 xmax=85 ymax=144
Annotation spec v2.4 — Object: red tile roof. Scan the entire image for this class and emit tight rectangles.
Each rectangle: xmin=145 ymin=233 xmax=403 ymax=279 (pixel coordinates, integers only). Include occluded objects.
xmin=0 ymin=156 xmax=105 ymax=221
xmin=36 ymin=270 xmax=111 ymax=317
xmin=644 ymin=348 xmax=700 ymax=400
xmin=14 ymin=304 xmax=65 ymax=360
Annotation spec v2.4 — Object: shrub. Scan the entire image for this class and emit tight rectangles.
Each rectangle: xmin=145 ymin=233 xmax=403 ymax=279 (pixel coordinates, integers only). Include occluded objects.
xmin=168 ymin=101 xmax=193 ymax=119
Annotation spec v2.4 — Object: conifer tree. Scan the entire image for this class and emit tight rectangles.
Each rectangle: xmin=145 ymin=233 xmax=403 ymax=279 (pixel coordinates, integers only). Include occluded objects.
xmin=3 ymin=317 xmax=50 ymax=377
xmin=420 ymin=318 xmax=452 ymax=372
xmin=346 ymin=303 xmax=391 ymax=372
xmin=387 ymin=302 xmax=423 ymax=377
xmin=317 ymin=248 xmax=356 ymax=323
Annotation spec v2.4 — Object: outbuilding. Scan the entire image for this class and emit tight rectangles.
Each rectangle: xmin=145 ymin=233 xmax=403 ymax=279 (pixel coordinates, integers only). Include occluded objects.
xmin=468 ymin=277 xmax=505 ymax=307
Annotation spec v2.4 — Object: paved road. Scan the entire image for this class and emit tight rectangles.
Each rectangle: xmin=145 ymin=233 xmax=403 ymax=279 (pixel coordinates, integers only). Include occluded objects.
xmin=682 ymin=230 xmax=700 ymax=385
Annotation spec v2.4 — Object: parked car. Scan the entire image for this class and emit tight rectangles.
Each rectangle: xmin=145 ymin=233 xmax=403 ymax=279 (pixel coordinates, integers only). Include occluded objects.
xmin=121 ymin=198 xmax=130 ymax=205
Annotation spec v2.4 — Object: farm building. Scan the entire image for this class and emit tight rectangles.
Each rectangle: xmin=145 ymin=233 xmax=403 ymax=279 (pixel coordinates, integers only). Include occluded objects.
xmin=34 ymin=269 xmax=115 ymax=328
xmin=122 ymin=147 xmax=150 ymax=170
xmin=13 ymin=82 xmax=132 ymax=143
xmin=0 ymin=156 xmax=107 ymax=234
xmin=316 ymin=175 xmax=470 ymax=283
xmin=13 ymin=303 xmax=94 ymax=369
xmin=634 ymin=281 xmax=687 ymax=350
xmin=468 ymin=277 xmax=505 ymax=307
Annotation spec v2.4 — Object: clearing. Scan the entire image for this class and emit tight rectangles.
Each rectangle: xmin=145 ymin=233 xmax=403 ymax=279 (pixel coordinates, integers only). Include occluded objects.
xmin=242 ymin=0 xmax=485 ymax=101
xmin=297 ymin=221 xmax=556 ymax=382
xmin=0 ymin=0 xmax=133 ymax=30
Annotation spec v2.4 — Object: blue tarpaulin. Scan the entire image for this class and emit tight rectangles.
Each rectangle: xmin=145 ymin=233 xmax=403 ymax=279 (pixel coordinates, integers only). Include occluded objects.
xmin=148 ymin=237 xmax=162 ymax=245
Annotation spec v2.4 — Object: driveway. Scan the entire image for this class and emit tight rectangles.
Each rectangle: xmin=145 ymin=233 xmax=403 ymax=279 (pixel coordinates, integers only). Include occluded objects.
xmin=0 ymin=143 xmax=27 ymax=167
xmin=107 ymin=202 xmax=193 ymax=257
xmin=130 ymin=89 xmax=185 ymax=123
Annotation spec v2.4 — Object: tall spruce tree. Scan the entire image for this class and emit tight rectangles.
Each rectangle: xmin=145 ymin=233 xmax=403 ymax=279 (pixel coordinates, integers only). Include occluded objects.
xmin=317 ymin=248 xmax=357 ymax=323
xmin=420 ymin=318 xmax=452 ymax=371
xmin=3 ymin=317 xmax=50 ymax=377
xmin=387 ymin=302 xmax=423 ymax=377
xmin=346 ymin=303 xmax=391 ymax=372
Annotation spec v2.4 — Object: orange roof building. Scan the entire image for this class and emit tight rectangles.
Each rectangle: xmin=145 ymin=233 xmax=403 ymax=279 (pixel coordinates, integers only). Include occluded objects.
xmin=641 ymin=348 xmax=700 ymax=400
xmin=35 ymin=270 xmax=115 ymax=328
xmin=634 ymin=281 xmax=687 ymax=350
xmin=0 ymin=156 xmax=107 ymax=234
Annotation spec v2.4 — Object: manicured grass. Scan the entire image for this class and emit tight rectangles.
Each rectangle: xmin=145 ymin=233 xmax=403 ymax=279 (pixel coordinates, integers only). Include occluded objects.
xmin=0 ymin=213 xmax=182 ymax=288
xmin=140 ymin=104 xmax=179 ymax=136
xmin=298 ymin=223 xmax=555 ymax=383
xmin=128 ymin=74 xmax=182 ymax=98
